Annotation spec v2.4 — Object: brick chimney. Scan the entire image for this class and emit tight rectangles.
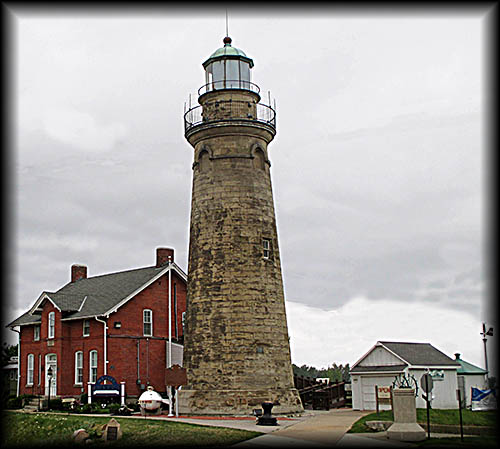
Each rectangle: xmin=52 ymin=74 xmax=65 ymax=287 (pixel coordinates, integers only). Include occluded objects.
xmin=455 ymin=353 xmax=461 ymax=360
xmin=156 ymin=248 xmax=174 ymax=267
xmin=71 ymin=264 xmax=87 ymax=282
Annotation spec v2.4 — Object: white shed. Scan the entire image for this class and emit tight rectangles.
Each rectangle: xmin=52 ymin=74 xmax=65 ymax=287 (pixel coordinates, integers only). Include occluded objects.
xmin=350 ymin=341 xmax=460 ymax=410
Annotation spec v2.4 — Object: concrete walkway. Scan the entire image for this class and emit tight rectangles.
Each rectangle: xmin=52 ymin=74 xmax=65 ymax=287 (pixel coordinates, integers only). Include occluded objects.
xmin=233 ymin=409 xmax=372 ymax=447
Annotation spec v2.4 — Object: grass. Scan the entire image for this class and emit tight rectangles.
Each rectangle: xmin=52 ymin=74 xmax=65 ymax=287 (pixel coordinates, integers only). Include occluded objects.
xmin=347 ymin=409 xmax=497 ymax=434
xmin=0 ymin=411 xmax=263 ymax=448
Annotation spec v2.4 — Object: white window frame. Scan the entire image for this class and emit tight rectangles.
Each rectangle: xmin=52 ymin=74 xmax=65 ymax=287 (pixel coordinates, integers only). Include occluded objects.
xmin=83 ymin=319 xmax=90 ymax=337
xmin=89 ymin=350 xmax=97 ymax=383
xmin=34 ymin=325 xmax=40 ymax=341
xmin=263 ymin=238 xmax=271 ymax=259
xmin=27 ymin=354 xmax=34 ymax=386
xmin=48 ymin=311 xmax=55 ymax=339
xmin=38 ymin=354 xmax=42 ymax=386
xmin=143 ymin=309 xmax=153 ymax=336
xmin=75 ymin=351 xmax=83 ymax=385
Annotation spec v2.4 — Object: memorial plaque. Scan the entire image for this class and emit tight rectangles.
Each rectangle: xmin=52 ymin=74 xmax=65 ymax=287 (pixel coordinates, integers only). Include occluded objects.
xmin=103 ymin=418 xmax=122 ymax=442
xmin=165 ymin=364 xmax=187 ymax=387
xmin=106 ymin=426 xmax=117 ymax=441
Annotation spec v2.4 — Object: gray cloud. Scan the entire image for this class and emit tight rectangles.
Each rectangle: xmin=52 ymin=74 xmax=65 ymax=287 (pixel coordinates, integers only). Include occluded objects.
xmin=6 ymin=12 xmax=489 ymax=369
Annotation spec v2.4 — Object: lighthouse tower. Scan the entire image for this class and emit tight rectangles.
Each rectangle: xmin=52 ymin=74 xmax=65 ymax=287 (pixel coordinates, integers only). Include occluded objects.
xmin=179 ymin=36 xmax=303 ymax=415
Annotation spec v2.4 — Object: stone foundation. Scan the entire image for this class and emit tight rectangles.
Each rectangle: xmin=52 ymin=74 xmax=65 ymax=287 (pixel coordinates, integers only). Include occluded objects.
xmin=177 ymin=388 xmax=303 ymax=416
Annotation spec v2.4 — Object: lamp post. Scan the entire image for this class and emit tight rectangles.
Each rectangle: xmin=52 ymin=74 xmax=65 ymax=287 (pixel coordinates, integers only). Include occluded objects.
xmin=47 ymin=366 xmax=53 ymax=411
xmin=480 ymin=323 xmax=493 ymax=384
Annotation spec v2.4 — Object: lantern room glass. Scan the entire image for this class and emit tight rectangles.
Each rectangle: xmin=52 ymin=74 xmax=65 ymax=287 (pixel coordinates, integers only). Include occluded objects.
xmin=205 ymin=59 xmax=251 ymax=91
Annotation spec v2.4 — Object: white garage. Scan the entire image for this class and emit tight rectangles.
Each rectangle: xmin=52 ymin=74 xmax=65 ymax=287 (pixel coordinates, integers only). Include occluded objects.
xmin=351 ymin=341 xmax=460 ymax=410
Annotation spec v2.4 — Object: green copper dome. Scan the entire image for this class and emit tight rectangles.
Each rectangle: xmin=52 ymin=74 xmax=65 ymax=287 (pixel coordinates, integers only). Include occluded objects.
xmin=203 ymin=37 xmax=254 ymax=69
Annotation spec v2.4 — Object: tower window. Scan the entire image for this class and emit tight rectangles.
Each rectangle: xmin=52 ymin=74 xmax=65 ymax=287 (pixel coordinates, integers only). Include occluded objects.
xmin=263 ymin=239 xmax=271 ymax=259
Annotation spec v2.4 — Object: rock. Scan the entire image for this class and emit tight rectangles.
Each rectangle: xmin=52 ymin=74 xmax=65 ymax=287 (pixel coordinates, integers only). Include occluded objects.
xmin=72 ymin=429 xmax=89 ymax=443
xmin=365 ymin=420 xmax=392 ymax=431
xmin=102 ymin=418 xmax=122 ymax=441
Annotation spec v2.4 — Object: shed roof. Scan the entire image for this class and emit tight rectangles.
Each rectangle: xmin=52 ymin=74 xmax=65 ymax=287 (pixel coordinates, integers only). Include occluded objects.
xmin=455 ymin=356 xmax=487 ymax=375
xmin=379 ymin=341 xmax=459 ymax=367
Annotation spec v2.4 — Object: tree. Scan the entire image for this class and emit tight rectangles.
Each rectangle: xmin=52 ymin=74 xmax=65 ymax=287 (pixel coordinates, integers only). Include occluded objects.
xmin=1 ymin=343 xmax=17 ymax=367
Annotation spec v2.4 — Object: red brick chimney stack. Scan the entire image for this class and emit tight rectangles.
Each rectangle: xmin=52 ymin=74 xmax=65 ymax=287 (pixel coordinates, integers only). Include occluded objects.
xmin=71 ymin=265 xmax=87 ymax=282
xmin=156 ymin=248 xmax=174 ymax=267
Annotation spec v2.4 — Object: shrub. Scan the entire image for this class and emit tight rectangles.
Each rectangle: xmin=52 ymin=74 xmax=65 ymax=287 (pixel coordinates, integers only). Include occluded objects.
xmin=48 ymin=398 xmax=63 ymax=410
xmin=107 ymin=403 xmax=121 ymax=415
xmin=6 ymin=397 xmax=22 ymax=409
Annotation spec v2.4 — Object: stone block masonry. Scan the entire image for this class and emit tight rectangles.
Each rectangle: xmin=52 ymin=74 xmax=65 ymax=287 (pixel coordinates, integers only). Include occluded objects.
xmin=179 ymin=87 xmax=303 ymax=415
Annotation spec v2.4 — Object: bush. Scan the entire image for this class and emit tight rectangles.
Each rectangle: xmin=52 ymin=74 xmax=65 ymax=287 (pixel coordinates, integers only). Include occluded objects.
xmin=48 ymin=398 xmax=63 ymax=410
xmin=80 ymin=403 xmax=96 ymax=414
xmin=6 ymin=397 xmax=22 ymax=409
xmin=107 ymin=403 xmax=121 ymax=415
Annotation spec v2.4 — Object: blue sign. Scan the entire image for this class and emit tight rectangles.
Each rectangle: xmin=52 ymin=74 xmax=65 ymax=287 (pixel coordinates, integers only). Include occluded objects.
xmin=92 ymin=375 xmax=120 ymax=396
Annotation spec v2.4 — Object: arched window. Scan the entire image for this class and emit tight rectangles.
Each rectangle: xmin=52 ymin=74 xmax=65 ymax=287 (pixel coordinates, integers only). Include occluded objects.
xmin=253 ymin=148 xmax=266 ymax=170
xmin=143 ymin=309 xmax=153 ymax=336
xmin=75 ymin=351 xmax=83 ymax=385
xmin=27 ymin=354 xmax=34 ymax=385
xmin=89 ymin=350 xmax=98 ymax=383
xmin=48 ymin=312 xmax=55 ymax=339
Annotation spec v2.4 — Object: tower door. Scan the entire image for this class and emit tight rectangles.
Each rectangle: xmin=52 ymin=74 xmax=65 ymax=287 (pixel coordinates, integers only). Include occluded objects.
xmin=45 ymin=354 xmax=57 ymax=397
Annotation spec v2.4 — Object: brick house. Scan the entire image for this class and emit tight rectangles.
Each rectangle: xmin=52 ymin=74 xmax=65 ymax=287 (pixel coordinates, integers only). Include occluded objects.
xmin=7 ymin=247 xmax=186 ymax=400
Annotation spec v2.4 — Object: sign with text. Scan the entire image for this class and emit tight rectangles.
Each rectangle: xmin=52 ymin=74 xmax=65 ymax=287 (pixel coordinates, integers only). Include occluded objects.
xmin=375 ymin=385 xmax=392 ymax=413
xmin=377 ymin=386 xmax=391 ymax=399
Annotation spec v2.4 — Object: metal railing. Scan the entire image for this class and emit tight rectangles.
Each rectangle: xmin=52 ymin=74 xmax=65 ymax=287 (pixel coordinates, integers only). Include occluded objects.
xmin=184 ymin=100 xmax=276 ymax=133
xmin=198 ymin=80 xmax=260 ymax=96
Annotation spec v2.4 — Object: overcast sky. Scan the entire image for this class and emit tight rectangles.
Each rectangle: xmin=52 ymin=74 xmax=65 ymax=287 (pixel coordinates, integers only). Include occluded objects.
xmin=5 ymin=6 xmax=495 ymax=375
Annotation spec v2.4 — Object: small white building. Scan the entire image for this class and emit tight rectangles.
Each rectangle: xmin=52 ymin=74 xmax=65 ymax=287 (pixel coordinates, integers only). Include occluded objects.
xmin=350 ymin=341 xmax=460 ymax=410
xmin=454 ymin=353 xmax=487 ymax=408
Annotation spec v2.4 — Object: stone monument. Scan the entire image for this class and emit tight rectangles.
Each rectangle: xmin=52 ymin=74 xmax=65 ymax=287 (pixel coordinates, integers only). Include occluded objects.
xmin=387 ymin=388 xmax=426 ymax=441
xmin=178 ymin=36 xmax=303 ymax=415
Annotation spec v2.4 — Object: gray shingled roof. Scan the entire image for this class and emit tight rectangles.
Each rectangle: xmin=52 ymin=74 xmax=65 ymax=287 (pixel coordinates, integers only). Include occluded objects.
xmin=380 ymin=341 xmax=459 ymax=367
xmin=7 ymin=264 xmax=183 ymax=327
xmin=350 ymin=364 xmax=407 ymax=373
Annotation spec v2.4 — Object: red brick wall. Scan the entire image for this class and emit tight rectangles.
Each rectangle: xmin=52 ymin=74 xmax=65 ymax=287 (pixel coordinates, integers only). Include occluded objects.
xmin=18 ymin=269 xmax=187 ymax=399
xmin=107 ymin=271 xmax=187 ymax=396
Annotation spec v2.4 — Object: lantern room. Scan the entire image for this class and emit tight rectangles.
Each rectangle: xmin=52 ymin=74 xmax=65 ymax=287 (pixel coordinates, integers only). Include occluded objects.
xmin=201 ymin=36 xmax=256 ymax=94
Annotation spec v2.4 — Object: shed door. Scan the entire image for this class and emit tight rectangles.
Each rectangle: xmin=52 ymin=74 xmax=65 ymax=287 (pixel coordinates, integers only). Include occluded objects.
xmin=360 ymin=376 xmax=395 ymax=410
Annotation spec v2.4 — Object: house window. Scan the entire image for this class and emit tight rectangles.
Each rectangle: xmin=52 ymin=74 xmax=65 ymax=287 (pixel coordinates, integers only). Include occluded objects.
xmin=263 ymin=239 xmax=271 ymax=259
xmin=75 ymin=351 xmax=83 ymax=385
xmin=34 ymin=325 xmax=40 ymax=341
xmin=27 ymin=354 xmax=34 ymax=385
xmin=38 ymin=354 xmax=42 ymax=385
xmin=48 ymin=312 xmax=55 ymax=339
xmin=83 ymin=319 xmax=90 ymax=337
xmin=143 ymin=309 xmax=153 ymax=336
xmin=89 ymin=350 xmax=97 ymax=383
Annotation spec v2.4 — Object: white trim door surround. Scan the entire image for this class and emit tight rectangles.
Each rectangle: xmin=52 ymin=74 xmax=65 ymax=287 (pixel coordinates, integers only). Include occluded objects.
xmin=45 ymin=353 xmax=57 ymax=397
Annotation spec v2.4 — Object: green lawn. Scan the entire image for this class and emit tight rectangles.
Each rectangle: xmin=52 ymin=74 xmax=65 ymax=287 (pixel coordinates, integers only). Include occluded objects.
xmin=1 ymin=411 xmax=263 ymax=448
xmin=348 ymin=409 xmax=497 ymax=434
